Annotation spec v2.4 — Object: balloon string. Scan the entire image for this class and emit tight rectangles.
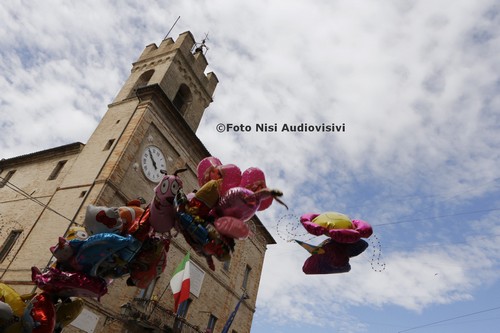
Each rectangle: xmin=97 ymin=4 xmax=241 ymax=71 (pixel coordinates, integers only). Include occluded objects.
xmin=276 ymin=213 xmax=315 ymax=242
xmin=369 ymin=233 xmax=386 ymax=272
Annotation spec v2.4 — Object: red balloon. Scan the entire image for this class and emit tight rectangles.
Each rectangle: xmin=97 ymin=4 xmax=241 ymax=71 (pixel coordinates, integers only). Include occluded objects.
xmin=128 ymin=238 xmax=169 ymax=289
xmin=31 ymin=267 xmax=108 ymax=300
xmin=27 ymin=293 xmax=56 ymax=333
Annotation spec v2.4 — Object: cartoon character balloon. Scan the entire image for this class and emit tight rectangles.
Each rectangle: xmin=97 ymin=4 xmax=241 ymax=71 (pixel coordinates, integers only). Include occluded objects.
xmin=149 ymin=169 xmax=186 ymax=234
xmin=84 ymin=200 xmax=144 ymax=236
xmin=65 ymin=226 xmax=89 ymax=241
xmin=31 ymin=267 xmax=108 ymax=300
xmin=297 ymin=238 xmax=369 ymax=274
xmin=298 ymin=212 xmax=373 ymax=274
xmin=50 ymin=233 xmax=142 ymax=277
xmin=0 ymin=283 xmax=34 ymax=317
xmin=300 ymin=212 xmax=373 ymax=243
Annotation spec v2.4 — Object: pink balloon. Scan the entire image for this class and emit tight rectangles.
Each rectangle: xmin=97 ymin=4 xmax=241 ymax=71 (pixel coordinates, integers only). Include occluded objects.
xmin=351 ymin=219 xmax=373 ymax=238
xmin=302 ymin=239 xmax=368 ymax=274
xmin=213 ymin=187 xmax=260 ymax=222
xmin=300 ymin=213 xmax=373 ymax=244
xmin=197 ymin=156 xmax=222 ymax=186
xmin=214 ymin=216 xmax=251 ymax=239
xmin=150 ymin=173 xmax=183 ymax=234
xmin=31 ymin=267 xmax=108 ymax=300
xmin=256 ymin=196 xmax=272 ymax=211
xmin=240 ymin=167 xmax=266 ymax=190
xmin=218 ymin=164 xmax=242 ymax=194
xmin=240 ymin=167 xmax=272 ymax=211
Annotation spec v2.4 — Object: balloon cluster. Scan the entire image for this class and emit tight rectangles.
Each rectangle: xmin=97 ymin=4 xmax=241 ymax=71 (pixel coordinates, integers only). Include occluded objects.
xmin=0 ymin=283 xmax=83 ymax=333
xmin=22 ymin=195 xmax=173 ymax=331
xmin=174 ymin=156 xmax=287 ymax=270
xmin=1 ymin=156 xmax=286 ymax=331
xmin=41 ymin=197 xmax=170 ymax=291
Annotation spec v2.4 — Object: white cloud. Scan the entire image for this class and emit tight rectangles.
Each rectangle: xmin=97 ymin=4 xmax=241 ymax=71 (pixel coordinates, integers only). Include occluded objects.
xmin=1 ymin=1 xmax=499 ymax=332
xmin=255 ymin=223 xmax=500 ymax=330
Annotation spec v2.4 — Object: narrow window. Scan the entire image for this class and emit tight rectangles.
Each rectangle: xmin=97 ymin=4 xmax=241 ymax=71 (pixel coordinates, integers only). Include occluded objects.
xmin=0 ymin=230 xmax=22 ymax=263
xmin=242 ymin=265 xmax=252 ymax=290
xmin=136 ymin=277 xmax=159 ymax=311
xmin=127 ymin=69 xmax=155 ymax=98
xmin=0 ymin=170 xmax=16 ymax=188
xmin=206 ymin=314 xmax=217 ymax=332
xmin=223 ymin=259 xmax=231 ymax=272
xmin=173 ymin=298 xmax=192 ymax=332
xmin=172 ymin=84 xmax=192 ymax=115
xmin=47 ymin=160 xmax=67 ymax=180
xmin=137 ymin=277 xmax=158 ymax=300
xmin=103 ymin=139 xmax=115 ymax=151
xmin=177 ymin=298 xmax=192 ymax=317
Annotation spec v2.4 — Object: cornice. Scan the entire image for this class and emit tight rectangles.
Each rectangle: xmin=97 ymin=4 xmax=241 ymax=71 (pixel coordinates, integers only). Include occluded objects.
xmin=0 ymin=142 xmax=85 ymax=168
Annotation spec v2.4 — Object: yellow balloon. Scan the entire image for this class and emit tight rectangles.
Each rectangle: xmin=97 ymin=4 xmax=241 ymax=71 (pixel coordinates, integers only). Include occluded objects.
xmin=56 ymin=298 xmax=84 ymax=328
xmin=193 ymin=179 xmax=222 ymax=208
xmin=0 ymin=284 xmax=27 ymax=317
xmin=65 ymin=226 xmax=89 ymax=241
xmin=313 ymin=212 xmax=353 ymax=230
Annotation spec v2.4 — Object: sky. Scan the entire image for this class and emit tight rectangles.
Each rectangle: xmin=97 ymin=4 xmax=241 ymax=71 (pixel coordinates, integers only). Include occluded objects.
xmin=1 ymin=0 xmax=500 ymax=332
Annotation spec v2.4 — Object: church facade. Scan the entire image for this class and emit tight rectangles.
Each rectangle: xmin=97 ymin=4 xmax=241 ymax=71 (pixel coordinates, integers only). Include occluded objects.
xmin=0 ymin=31 xmax=274 ymax=333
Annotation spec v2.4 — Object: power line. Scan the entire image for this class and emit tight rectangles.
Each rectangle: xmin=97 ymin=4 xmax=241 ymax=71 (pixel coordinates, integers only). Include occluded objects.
xmin=1 ymin=176 xmax=75 ymax=223
xmin=398 ymin=305 xmax=500 ymax=332
xmin=373 ymin=208 xmax=500 ymax=227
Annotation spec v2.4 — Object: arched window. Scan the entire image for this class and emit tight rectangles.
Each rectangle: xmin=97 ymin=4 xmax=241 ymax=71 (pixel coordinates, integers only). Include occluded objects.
xmin=172 ymin=84 xmax=192 ymax=115
xmin=127 ymin=69 xmax=155 ymax=98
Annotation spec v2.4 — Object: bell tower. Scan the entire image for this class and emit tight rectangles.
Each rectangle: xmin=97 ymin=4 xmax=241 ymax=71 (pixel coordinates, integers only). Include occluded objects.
xmin=113 ymin=31 xmax=218 ymax=131
xmin=61 ymin=31 xmax=220 ymax=205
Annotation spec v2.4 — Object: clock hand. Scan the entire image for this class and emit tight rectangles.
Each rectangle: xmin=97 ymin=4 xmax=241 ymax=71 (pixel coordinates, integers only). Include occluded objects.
xmin=148 ymin=148 xmax=158 ymax=169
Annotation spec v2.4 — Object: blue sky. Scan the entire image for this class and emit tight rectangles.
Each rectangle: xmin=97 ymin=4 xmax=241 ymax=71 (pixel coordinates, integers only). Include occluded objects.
xmin=1 ymin=1 xmax=499 ymax=332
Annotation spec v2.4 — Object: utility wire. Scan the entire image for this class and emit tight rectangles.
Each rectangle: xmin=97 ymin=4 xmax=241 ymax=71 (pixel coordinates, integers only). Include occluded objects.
xmin=1 ymin=176 xmax=75 ymax=223
xmin=398 ymin=305 xmax=500 ymax=332
xmin=373 ymin=208 xmax=500 ymax=227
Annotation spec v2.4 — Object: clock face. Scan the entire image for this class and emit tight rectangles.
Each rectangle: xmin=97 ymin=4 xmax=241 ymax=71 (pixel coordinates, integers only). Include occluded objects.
xmin=141 ymin=145 xmax=167 ymax=182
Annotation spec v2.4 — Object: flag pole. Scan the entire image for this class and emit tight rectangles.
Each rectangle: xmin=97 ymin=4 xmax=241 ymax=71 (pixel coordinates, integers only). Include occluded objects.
xmin=221 ymin=292 xmax=249 ymax=333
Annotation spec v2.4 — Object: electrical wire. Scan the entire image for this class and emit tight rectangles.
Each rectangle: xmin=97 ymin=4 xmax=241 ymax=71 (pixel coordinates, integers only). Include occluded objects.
xmin=398 ymin=305 xmax=500 ymax=332
xmin=1 ymin=176 xmax=75 ymax=224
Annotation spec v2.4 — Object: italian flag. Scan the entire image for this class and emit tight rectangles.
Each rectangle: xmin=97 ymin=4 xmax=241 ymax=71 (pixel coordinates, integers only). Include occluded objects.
xmin=170 ymin=252 xmax=191 ymax=312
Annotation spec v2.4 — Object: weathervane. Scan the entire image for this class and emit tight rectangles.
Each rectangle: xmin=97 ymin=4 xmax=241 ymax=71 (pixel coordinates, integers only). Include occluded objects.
xmin=193 ymin=32 xmax=209 ymax=55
